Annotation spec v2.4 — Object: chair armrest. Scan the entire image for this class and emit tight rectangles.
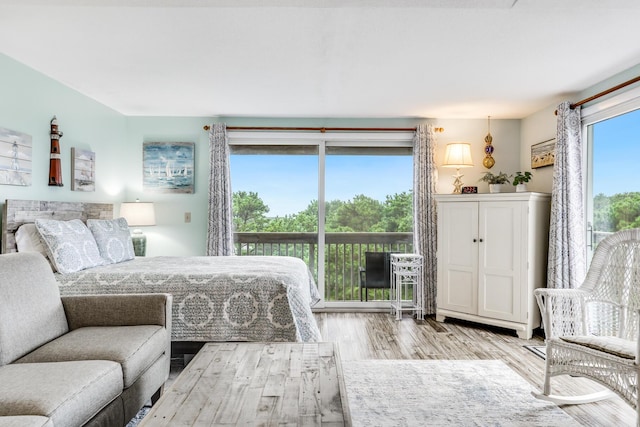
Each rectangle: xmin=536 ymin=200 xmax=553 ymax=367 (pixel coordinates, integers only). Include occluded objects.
xmin=61 ymin=293 xmax=172 ymax=331
xmin=534 ymin=288 xmax=587 ymax=339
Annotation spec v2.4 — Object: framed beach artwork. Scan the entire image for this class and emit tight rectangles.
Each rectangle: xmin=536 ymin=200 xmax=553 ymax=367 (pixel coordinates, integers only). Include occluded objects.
xmin=71 ymin=148 xmax=96 ymax=192
xmin=0 ymin=126 xmax=32 ymax=186
xmin=143 ymin=142 xmax=195 ymax=193
xmin=531 ymin=138 xmax=556 ymax=169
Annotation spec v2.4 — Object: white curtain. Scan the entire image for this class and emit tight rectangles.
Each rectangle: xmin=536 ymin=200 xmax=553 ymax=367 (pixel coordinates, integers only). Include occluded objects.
xmin=206 ymin=123 xmax=234 ymax=256
xmin=413 ymin=124 xmax=438 ymax=315
xmin=547 ymin=101 xmax=586 ymax=289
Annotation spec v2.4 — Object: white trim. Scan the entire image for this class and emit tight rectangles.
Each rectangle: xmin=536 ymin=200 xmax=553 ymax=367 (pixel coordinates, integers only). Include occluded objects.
xmin=581 ymin=85 xmax=640 ymax=126
xmin=228 ymin=130 xmax=414 ymax=146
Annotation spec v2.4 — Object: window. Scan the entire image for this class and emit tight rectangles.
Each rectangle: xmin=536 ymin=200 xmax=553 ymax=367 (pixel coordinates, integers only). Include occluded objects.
xmin=228 ymin=131 xmax=414 ymax=308
xmin=584 ymin=89 xmax=640 ymax=258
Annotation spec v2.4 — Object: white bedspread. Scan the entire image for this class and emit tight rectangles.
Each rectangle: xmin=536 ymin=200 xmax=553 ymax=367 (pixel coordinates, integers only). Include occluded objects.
xmin=56 ymin=256 xmax=322 ymax=342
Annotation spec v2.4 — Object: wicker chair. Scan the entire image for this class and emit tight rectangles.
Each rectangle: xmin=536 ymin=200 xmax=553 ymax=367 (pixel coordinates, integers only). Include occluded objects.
xmin=533 ymin=228 xmax=640 ymax=423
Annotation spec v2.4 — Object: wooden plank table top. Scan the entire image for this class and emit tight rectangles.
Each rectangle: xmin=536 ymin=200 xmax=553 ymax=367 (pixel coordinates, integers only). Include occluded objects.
xmin=139 ymin=342 xmax=351 ymax=426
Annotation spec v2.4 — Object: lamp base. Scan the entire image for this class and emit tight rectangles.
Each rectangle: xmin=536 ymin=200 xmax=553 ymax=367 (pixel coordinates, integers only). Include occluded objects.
xmin=131 ymin=232 xmax=147 ymax=257
xmin=451 ymin=168 xmax=464 ymax=194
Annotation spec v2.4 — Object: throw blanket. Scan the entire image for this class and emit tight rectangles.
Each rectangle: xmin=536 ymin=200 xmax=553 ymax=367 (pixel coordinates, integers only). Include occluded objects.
xmin=56 ymin=256 xmax=322 ymax=342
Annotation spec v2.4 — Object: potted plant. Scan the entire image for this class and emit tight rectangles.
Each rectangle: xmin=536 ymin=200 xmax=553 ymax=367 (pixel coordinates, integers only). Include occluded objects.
xmin=512 ymin=171 xmax=532 ymax=192
xmin=479 ymin=171 xmax=511 ymax=193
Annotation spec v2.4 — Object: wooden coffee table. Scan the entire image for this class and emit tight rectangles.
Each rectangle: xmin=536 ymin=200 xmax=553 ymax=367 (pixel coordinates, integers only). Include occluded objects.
xmin=139 ymin=342 xmax=351 ymax=426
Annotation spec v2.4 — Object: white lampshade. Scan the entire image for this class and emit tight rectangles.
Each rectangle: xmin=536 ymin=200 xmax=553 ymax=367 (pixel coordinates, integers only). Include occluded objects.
xmin=442 ymin=143 xmax=474 ymax=168
xmin=120 ymin=201 xmax=156 ymax=227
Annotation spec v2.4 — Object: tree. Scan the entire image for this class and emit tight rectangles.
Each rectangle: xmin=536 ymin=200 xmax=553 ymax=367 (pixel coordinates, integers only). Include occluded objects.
xmin=233 ymin=191 xmax=270 ymax=232
xmin=610 ymin=192 xmax=640 ymax=230
xmin=593 ymin=193 xmax=613 ymax=232
xmin=331 ymin=194 xmax=383 ymax=232
xmin=380 ymin=191 xmax=413 ymax=232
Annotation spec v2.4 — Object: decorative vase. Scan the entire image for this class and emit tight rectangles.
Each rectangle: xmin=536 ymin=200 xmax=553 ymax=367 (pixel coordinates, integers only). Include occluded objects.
xmin=516 ymin=183 xmax=528 ymax=193
xmin=489 ymin=184 xmax=504 ymax=193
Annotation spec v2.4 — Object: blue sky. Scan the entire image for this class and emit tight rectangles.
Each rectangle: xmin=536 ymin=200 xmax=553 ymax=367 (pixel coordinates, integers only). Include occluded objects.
xmin=230 ymin=154 xmax=413 ymax=217
xmin=593 ymin=108 xmax=640 ymax=196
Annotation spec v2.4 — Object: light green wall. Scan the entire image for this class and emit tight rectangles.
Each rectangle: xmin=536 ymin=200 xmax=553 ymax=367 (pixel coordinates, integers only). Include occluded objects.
xmin=0 ymin=53 xmax=128 ymax=229
xmin=123 ymin=117 xmax=211 ymax=256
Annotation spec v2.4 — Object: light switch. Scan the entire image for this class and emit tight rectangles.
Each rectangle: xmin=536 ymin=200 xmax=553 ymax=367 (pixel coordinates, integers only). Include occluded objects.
xmin=184 ymin=212 xmax=191 ymax=223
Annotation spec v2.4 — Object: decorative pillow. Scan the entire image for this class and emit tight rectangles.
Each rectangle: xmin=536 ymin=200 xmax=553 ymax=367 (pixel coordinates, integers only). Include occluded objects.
xmin=15 ymin=223 xmax=48 ymax=255
xmin=35 ymin=218 xmax=105 ymax=274
xmin=87 ymin=217 xmax=135 ymax=264
xmin=15 ymin=223 xmax=57 ymax=272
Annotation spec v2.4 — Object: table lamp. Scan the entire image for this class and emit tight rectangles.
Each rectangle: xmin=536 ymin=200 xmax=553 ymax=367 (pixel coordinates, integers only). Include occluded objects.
xmin=120 ymin=200 xmax=156 ymax=256
xmin=442 ymin=142 xmax=474 ymax=194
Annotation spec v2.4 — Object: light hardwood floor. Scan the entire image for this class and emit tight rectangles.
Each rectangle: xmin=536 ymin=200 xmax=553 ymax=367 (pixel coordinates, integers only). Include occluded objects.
xmin=314 ymin=312 xmax=636 ymax=427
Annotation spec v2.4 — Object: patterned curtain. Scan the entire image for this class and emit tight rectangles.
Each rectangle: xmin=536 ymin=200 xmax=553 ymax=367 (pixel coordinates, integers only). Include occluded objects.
xmin=206 ymin=123 xmax=234 ymax=256
xmin=413 ymin=124 xmax=438 ymax=315
xmin=547 ymin=101 xmax=586 ymax=288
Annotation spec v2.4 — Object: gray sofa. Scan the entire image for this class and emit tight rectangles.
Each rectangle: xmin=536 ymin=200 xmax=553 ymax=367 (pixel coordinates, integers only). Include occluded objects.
xmin=0 ymin=252 xmax=172 ymax=427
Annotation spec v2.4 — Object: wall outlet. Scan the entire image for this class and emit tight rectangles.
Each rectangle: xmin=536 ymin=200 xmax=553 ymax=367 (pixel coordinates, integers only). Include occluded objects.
xmin=184 ymin=212 xmax=191 ymax=223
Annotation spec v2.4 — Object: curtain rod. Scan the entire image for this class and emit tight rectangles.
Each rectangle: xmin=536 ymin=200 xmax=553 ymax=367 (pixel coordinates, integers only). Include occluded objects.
xmin=202 ymin=125 xmax=444 ymax=133
xmin=555 ymin=74 xmax=640 ymax=115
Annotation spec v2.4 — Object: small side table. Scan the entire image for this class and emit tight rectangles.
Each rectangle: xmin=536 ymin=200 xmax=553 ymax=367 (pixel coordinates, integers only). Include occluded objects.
xmin=390 ymin=254 xmax=424 ymax=320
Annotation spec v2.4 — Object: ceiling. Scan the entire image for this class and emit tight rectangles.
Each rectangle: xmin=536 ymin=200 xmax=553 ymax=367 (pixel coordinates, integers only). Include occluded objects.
xmin=1 ymin=0 xmax=640 ymax=119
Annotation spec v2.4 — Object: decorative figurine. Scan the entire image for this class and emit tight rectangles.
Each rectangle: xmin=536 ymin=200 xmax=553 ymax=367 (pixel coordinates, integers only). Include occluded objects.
xmin=48 ymin=116 xmax=63 ymax=186
xmin=483 ymin=116 xmax=495 ymax=169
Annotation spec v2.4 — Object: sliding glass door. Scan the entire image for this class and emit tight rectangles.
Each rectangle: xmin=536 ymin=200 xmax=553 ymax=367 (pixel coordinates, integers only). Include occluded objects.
xmin=228 ymin=131 xmax=414 ymax=308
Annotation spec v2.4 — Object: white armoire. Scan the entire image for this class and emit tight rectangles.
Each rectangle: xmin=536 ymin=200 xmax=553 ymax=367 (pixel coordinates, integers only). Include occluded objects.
xmin=434 ymin=192 xmax=551 ymax=339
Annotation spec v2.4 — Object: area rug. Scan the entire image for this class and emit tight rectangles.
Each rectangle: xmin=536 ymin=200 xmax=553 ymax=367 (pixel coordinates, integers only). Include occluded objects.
xmin=342 ymin=359 xmax=580 ymax=427
xmin=524 ymin=345 xmax=547 ymax=360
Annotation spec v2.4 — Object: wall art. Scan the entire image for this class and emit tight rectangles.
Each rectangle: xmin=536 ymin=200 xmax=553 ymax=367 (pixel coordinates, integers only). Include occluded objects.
xmin=71 ymin=147 xmax=96 ymax=192
xmin=531 ymin=138 xmax=556 ymax=169
xmin=0 ymin=126 xmax=32 ymax=186
xmin=143 ymin=142 xmax=194 ymax=193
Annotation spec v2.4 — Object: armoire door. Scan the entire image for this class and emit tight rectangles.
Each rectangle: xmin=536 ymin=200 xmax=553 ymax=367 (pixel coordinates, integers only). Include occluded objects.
xmin=437 ymin=201 xmax=479 ymax=315
xmin=477 ymin=201 xmax=523 ymax=322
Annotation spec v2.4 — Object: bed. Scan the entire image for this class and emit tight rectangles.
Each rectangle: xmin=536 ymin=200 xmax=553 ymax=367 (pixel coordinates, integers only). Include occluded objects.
xmin=2 ymin=199 xmax=322 ymax=343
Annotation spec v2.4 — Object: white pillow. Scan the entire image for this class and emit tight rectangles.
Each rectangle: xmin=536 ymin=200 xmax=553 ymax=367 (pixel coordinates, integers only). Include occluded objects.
xmin=15 ymin=223 xmax=48 ymax=255
xmin=87 ymin=217 xmax=135 ymax=264
xmin=35 ymin=218 xmax=105 ymax=274
xmin=14 ymin=223 xmax=57 ymax=271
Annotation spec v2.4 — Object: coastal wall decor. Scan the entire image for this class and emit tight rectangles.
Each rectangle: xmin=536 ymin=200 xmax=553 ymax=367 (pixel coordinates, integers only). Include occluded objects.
xmin=0 ymin=126 xmax=32 ymax=186
xmin=143 ymin=142 xmax=195 ymax=193
xmin=531 ymin=138 xmax=556 ymax=169
xmin=71 ymin=148 xmax=96 ymax=192
xmin=48 ymin=116 xmax=63 ymax=186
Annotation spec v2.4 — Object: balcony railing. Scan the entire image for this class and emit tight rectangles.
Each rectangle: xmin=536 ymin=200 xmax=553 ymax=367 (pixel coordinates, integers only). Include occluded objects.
xmin=234 ymin=232 xmax=413 ymax=301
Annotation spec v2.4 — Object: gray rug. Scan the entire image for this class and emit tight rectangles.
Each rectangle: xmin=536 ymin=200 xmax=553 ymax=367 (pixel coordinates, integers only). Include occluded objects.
xmin=342 ymin=359 xmax=580 ymax=427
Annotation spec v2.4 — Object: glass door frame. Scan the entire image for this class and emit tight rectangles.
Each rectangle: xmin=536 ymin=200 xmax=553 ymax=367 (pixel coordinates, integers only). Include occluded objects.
xmin=582 ymin=85 xmax=640 ymax=261
xmin=228 ymin=130 xmax=415 ymax=309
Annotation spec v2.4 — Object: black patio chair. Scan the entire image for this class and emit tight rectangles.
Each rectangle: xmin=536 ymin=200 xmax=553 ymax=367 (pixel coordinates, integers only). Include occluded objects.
xmin=359 ymin=251 xmax=391 ymax=301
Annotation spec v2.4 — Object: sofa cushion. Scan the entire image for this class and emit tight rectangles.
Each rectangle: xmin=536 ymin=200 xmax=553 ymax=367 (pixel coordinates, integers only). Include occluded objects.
xmin=0 ymin=361 xmax=122 ymax=427
xmin=0 ymin=416 xmax=53 ymax=427
xmin=0 ymin=253 xmax=69 ymax=366
xmin=16 ymin=326 xmax=168 ymax=388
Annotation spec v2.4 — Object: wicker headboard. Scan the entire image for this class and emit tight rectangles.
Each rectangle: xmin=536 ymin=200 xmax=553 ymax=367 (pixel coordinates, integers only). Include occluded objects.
xmin=1 ymin=199 xmax=114 ymax=254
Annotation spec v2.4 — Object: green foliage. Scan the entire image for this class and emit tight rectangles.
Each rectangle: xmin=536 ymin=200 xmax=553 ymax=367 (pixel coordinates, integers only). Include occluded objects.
xmin=232 ymin=191 xmax=270 ymax=232
xmin=512 ymin=171 xmax=532 ymax=186
xmin=232 ymin=191 xmax=413 ymax=233
xmin=593 ymin=192 xmax=640 ymax=232
xmin=380 ymin=191 xmax=413 ymax=232
xmin=479 ymin=171 xmax=511 ymax=184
